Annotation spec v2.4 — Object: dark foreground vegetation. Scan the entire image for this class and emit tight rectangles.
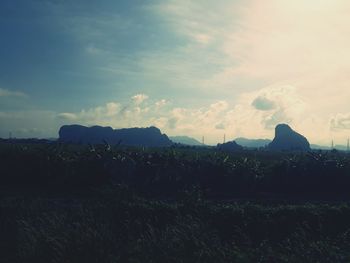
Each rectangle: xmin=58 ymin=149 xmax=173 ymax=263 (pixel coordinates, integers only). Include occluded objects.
xmin=1 ymin=142 xmax=350 ymax=262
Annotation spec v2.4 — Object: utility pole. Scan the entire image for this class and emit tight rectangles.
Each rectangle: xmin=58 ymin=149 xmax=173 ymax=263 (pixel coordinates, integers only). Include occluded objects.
xmin=223 ymin=134 xmax=226 ymax=144
xmin=331 ymin=140 xmax=334 ymax=150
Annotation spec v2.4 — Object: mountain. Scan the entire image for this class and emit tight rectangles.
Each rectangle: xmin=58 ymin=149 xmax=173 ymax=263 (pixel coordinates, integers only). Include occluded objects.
xmin=169 ymin=136 xmax=203 ymax=146
xmin=311 ymin=144 xmax=348 ymax=151
xmin=235 ymin=137 xmax=271 ymax=148
xmin=268 ymin=124 xmax=310 ymax=151
xmin=217 ymin=141 xmax=243 ymax=152
xmin=58 ymin=125 xmax=172 ymax=147
xmin=0 ymin=138 xmax=54 ymax=144
xmin=334 ymin=145 xmax=349 ymax=151
xmin=310 ymin=144 xmax=330 ymax=150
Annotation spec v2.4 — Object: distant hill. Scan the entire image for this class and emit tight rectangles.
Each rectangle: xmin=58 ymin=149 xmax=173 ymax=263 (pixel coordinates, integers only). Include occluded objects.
xmin=311 ymin=144 xmax=349 ymax=151
xmin=59 ymin=125 xmax=172 ymax=147
xmin=310 ymin=144 xmax=330 ymax=150
xmin=217 ymin=141 xmax=243 ymax=152
xmin=169 ymin=136 xmax=203 ymax=146
xmin=235 ymin=137 xmax=271 ymax=148
xmin=268 ymin=124 xmax=310 ymax=151
xmin=334 ymin=145 xmax=349 ymax=151
xmin=0 ymin=138 xmax=54 ymax=144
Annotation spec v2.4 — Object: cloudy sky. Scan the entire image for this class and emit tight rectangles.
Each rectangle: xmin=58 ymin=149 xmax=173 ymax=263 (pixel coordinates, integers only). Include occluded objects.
xmin=1 ymin=0 xmax=350 ymax=145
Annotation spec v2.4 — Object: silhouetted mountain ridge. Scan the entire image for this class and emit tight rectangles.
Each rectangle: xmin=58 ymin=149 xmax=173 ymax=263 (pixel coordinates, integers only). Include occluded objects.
xmin=217 ymin=141 xmax=243 ymax=151
xmin=169 ymin=136 xmax=203 ymax=146
xmin=59 ymin=125 xmax=172 ymax=147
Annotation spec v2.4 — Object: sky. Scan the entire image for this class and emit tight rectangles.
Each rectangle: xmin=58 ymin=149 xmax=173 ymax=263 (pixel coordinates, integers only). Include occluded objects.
xmin=1 ymin=0 xmax=350 ymax=145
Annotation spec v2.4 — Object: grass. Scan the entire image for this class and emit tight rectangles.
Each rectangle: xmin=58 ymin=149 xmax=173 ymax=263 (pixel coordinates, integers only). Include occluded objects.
xmin=1 ymin=142 xmax=350 ymax=262
xmin=2 ymin=188 xmax=350 ymax=262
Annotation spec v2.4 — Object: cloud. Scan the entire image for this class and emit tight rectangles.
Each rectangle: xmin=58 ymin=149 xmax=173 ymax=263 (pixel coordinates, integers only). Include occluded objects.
xmin=3 ymin=1 xmax=350 ymax=145
xmin=132 ymin=94 xmax=148 ymax=105
xmin=234 ymin=85 xmax=306 ymax=128
xmin=0 ymin=110 xmax=58 ymax=138
xmin=221 ymin=0 xmax=350 ymax=113
xmin=85 ymin=44 xmax=106 ymax=55
xmin=0 ymin=87 xmax=339 ymax=145
xmin=167 ymin=117 xmax=178 ymax=129
xmin=155 ymin=99 xmax=168 ymax=108
xmin=53 ymin=87 xmax=311 ymax=144
xmin=56 ymin=113 xmax=78 ymax=121
xmin=252 ymin=96 xmax=276 ymax=111
xmin=263 ymin=109 xmax=291 ymax=129
xmin=148 ymin=0 xmax=350 ymax=144
xmin=136 ymin=1 xmax=240 ymax=97
xmin=193 ymin=33 xmax=212 ymax=45
xmin=105 ymin=102 xmax=121 ymax=116
xmin=0 ymin=88 xmax=26 ymax=97
xmin=331 ymin=113 xmax=350 ymax=131
xmin=209 ymin=101 xmax=229 ymax=112
xmin=215 ymin=123 xmax=225 ymax=130
xmin=55 ymin=94 xmax=234 ymax=143
xmin=56 ymin=94 xmax=158 ymax=128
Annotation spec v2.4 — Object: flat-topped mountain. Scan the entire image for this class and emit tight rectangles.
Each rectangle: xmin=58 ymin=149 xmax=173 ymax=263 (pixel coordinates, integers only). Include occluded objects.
xmin=268 ymin=124 xmax=310 ymax=151
xmin=58 ymin=125 xmax=172 ymax=147
xmin=169 ymin=136 xmax=203 ymax=146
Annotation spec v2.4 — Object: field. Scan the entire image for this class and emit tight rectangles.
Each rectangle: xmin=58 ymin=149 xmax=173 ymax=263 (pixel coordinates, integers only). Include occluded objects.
xmin=1 ymin=142 xmax=350 ymax=262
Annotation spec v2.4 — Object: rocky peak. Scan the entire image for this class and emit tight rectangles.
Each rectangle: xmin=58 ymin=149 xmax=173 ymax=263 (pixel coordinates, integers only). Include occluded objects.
xmin=268 ymin=124 xmax=310 ymax=151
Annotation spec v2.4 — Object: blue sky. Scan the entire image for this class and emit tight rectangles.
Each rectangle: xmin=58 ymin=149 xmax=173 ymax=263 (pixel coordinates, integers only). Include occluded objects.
xmin=1 ymin=0 xmax=350 ymax=145
xmin=1 ymin=0 xmax=170 ymax=109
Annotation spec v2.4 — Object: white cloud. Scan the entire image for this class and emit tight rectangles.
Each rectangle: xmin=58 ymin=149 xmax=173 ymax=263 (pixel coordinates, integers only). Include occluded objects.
xmin=219 ymin=0 xmax=350 ymax=113
xmin=56 ymin=113 xmax=78 ymax=121
xmin=331 ymin=113 xmax=350 ymax=131
xmin=155 ymin=99 xmax=168 ymax=109
xmin=0 ymin=88 xmax=26 ymax=97
xmin=51 ymin=88 xmax=332 ymax=144
xmin=0 ymin=87 xmax=336 ymax=145
xmin=193 ymin=33 xmax=212 ymax=45
xmin=6 ymin=1 xmax=348 ymax=145
xmin=132 ymin=94 xmax=149 ymax=105
xmin=105 ymin=102 xmax=121 ymax=116
xmin=215 ymin=123 xmax=225 ymax=130
xmin=55 ymin=95 xmax=234 ymax=143
xmin=252 ymin=96 xmax=276 ymax=111
xmin=148 ymin=1 xmax=350 ymax=145
xmin=56 ymin=95 xmax=153 ymax=128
